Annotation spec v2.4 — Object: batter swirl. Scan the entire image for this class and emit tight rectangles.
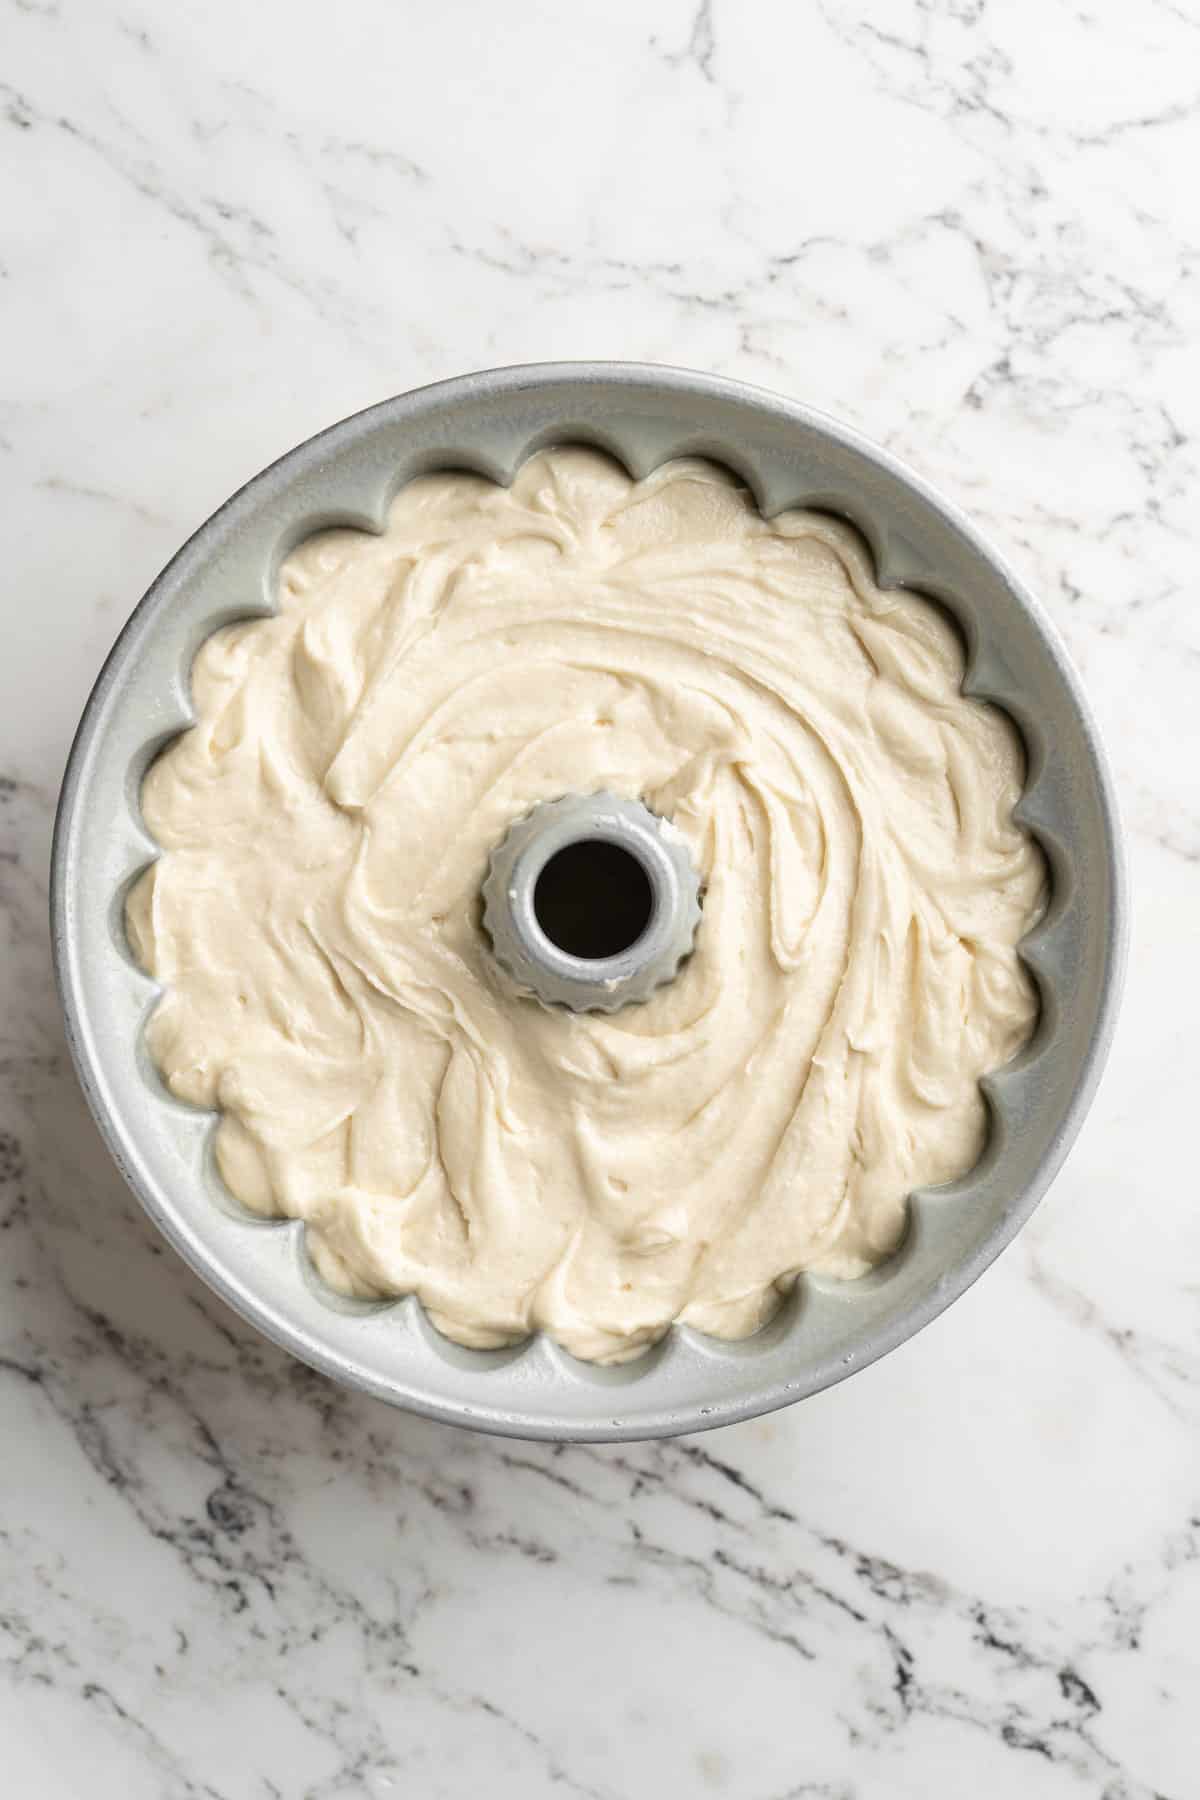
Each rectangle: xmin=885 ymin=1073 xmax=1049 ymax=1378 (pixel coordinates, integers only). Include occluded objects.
xmin=127 ymin=448 xmax=1045 ymax=1363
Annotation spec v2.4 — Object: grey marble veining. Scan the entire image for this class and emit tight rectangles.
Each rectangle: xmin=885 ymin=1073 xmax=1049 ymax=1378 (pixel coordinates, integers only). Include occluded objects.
xmin=2 ymin=0 xmax=1198 ymax=1794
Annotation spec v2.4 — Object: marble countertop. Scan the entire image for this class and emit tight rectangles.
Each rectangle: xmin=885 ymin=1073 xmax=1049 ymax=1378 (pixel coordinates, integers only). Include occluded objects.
xmin=3 ymin=1 xmax=1198 ymax=1794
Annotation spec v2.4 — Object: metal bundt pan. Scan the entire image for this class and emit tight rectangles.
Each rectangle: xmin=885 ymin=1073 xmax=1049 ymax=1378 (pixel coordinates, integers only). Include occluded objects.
xmin=51 ymin=364 xmax=1127 ymax=1441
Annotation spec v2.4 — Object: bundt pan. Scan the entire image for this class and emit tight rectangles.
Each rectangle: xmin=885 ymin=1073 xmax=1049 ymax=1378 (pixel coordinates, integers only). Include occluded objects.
xmin=51 ymin=364 xmax=1127 ymax=1441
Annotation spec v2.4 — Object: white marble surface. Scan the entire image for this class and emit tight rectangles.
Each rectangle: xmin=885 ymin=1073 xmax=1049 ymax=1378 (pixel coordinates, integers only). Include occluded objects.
xmin=3 ymin=0 xmax=1199 ymax=1794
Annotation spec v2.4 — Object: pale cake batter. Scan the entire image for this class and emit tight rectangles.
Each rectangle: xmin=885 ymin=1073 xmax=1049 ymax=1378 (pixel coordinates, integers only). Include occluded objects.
xmin=127 ymin=449 xmax=1045 ymax=1363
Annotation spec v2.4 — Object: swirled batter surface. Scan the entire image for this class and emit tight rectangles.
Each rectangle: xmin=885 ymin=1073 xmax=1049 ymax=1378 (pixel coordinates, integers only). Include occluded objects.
xmin=128 ymin=449 xmax=1045 ymax=1362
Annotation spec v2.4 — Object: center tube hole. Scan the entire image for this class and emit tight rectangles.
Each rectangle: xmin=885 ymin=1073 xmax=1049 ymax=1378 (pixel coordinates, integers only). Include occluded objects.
xmin=533 ymin=838 xmax=654 ymax=961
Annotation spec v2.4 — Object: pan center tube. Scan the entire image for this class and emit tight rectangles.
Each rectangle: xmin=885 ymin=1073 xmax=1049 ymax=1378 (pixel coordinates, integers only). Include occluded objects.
xmin=481 ymin=792 xmax=702 ymax=1012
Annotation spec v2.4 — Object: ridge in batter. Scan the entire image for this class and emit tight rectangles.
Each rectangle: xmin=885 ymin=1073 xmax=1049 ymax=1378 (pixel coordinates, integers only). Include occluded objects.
xmin=127 ymin=447 xmax=1046 ymax=1364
